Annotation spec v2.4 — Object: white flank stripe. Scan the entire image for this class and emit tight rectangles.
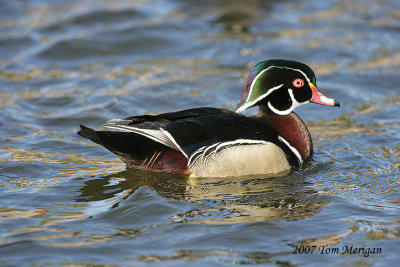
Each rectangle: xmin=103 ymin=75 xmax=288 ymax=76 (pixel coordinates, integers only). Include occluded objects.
xmin=189 ymin=139 xmax=269 ymax=168
xmin=215 ymin=139 xmax=268 ymax=153
xmin=202 ymin=142 xmax=221 ymax=158
xmin=278 ymin=135 xmax=303 ymax=163
xmin=188 ymin=148 xmax=204 ymax=165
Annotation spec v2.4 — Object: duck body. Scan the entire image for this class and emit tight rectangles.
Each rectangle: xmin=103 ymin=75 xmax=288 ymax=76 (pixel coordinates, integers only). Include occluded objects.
xmin=78 ymin=107 xmax=307 ymax=176
xmin=78 ymin=59 xmax=339 ymax=177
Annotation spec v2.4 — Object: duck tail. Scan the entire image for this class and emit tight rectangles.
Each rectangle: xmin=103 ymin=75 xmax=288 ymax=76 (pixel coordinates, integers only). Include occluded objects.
xmin=77 ymin=125 xmax=174 ymax=168
xmin=77 ymin=125 xmax=134 ymax=151
xmin=77 ymin=125 xmax=104 ymax=145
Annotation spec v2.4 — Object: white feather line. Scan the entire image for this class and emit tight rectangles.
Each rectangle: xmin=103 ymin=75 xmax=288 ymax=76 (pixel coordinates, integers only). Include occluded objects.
xmin=102 ymin=124 xmax=187 ymax=157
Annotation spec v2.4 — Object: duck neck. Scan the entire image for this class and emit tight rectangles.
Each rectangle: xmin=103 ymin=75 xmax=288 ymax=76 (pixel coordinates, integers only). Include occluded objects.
xmin=255 ymin=106 xmax=313 ymax=161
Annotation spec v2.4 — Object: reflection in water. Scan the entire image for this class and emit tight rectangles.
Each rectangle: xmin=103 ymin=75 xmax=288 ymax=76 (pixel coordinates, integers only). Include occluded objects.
xmin=76 ymin=168 xmax=329 ymax=224
xmin=134 ymin=248 xmax=291 ymax=265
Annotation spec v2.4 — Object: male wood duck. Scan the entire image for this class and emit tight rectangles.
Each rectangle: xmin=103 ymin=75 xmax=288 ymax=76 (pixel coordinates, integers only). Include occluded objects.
xmin=78 ymin=59 xmax=339 ymax=177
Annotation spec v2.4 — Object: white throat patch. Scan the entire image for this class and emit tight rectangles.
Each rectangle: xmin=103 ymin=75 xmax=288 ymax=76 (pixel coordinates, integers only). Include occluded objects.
xmin=267 ymin=89 xmax=309 ymax=115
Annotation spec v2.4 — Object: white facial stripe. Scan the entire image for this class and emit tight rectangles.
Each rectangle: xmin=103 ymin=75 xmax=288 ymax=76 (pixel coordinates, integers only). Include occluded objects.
xmin=277 ymin=66 xmax=311 ymax=83
xmin=235 ymin=84 xmax=283 ymax=113
xmin=236 ymin=65 xmax=312 ymax=113
xmin=289 ymin=88 xmax=309 ymax=107
xmin=267 ymin=89 xmax=309 ymax=115
xmin=267 ymin=101 xmax=290 ymax=115
xmin=246 ymin=67 xmax=273 ymax=103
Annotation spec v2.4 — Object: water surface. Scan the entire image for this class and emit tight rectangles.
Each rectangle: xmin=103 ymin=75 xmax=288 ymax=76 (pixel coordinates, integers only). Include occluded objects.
xmin=0 ymin=0 xmax=399 ymax=266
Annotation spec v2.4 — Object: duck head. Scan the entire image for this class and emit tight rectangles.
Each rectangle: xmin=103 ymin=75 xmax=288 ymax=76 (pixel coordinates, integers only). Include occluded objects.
xmin=235 ymin=59 xmax=340 ymax=115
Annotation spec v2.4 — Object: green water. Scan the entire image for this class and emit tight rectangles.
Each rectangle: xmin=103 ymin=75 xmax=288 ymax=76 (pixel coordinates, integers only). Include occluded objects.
xmin=0 ymin=0 xmax=399 ymax=266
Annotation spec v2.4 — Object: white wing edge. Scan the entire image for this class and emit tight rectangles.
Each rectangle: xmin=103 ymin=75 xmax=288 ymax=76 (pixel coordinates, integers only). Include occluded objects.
xmin=159 ymin=128 xmax=188 ymax=158
xmin=102 ymin=124 xmax=186 ymax=157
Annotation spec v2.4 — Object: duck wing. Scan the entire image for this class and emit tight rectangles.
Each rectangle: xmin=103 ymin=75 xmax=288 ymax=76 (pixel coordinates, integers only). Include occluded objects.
xmin=102 ymin=107 xmax=237 ymax=156
xmin=102 ymin=108 xmax=301 ymax=167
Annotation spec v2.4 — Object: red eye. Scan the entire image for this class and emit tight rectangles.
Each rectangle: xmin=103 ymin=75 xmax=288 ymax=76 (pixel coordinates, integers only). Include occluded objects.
xmin=293 ymin=78 xmax=304 ymax=88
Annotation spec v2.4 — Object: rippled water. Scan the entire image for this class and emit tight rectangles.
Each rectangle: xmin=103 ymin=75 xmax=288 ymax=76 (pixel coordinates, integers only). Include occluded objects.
xmin=1 ymin=0 xmax=399 ymax=266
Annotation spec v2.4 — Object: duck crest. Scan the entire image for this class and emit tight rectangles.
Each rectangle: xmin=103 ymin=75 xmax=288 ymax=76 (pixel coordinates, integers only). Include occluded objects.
xmin=237 ymin=61 xmax=271 ymax=111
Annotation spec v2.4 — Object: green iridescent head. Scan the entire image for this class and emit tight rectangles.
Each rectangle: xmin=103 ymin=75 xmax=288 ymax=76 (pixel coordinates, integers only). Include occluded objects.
xmin=236 ymin=59 xmax=339 ymax=115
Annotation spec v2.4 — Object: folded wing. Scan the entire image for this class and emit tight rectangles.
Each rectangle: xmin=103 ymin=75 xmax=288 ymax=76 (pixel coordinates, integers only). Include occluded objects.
xmin=102 ymin=107 xmax=301 ymax=167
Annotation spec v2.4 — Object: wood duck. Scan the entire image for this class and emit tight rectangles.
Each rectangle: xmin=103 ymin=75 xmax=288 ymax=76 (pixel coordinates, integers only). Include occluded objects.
xmin=78 ymin=59 xmax=339 ymax=177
